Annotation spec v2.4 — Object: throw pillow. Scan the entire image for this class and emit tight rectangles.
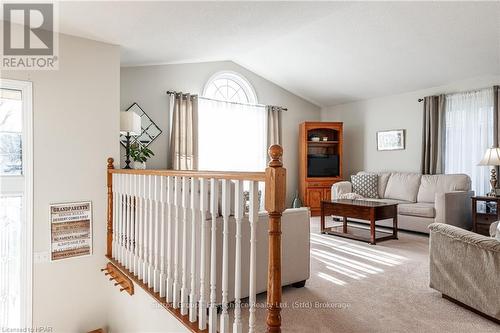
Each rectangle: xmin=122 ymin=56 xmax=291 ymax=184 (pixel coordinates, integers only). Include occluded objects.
xmin=351 ymin=174 xmax=378 ymax=198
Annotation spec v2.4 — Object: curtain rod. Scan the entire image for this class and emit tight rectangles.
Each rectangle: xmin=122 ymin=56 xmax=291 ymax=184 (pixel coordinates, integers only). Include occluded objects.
xmin=417 ymin=85 xmax=499 ymax=103
xmin=166 ymin=90 xmax=288 ymax=111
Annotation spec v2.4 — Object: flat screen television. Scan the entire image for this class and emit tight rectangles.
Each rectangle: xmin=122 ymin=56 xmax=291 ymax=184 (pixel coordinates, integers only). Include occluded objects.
xmin=307 ymin=154 xmax=339 ymax=177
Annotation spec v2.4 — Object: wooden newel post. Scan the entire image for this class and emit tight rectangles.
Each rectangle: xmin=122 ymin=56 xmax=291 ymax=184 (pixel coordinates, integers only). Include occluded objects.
xmin=265 ymin=145 xmax=286 ymax=333
xmin=107 ymin=157 xmax=114 ymax=258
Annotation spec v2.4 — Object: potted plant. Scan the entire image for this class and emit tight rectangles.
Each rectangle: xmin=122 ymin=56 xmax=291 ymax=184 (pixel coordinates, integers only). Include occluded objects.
xmin=130 ymin=142 xmax=154 ymax=169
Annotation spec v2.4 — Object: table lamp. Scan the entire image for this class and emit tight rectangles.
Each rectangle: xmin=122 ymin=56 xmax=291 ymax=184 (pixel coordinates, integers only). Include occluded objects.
xmin=478 ymin=147 xmax=500 ymax=196
xmin=120 ymin=111 xmax=141 ymax=169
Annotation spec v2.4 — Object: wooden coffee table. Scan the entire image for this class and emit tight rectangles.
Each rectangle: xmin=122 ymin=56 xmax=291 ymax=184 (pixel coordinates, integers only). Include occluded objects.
xmin=320 ymin=199 xmax=398 ymax=245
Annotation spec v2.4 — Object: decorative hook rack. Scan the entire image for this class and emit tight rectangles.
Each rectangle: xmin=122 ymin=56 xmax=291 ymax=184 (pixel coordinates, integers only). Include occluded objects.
xmin=101 ymin=262 xmax=134 ymax=295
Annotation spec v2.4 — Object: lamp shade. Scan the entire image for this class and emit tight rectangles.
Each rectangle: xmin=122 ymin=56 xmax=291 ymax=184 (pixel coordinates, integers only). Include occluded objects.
xmin=120 ymin=111 xmax=141 ymax=135
xmin=478 ymin=147 xmax=500 ymax=166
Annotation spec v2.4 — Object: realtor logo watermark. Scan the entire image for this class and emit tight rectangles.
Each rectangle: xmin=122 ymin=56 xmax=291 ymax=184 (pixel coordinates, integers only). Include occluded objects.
xmin=1 ymin=2 xmax=59 ymax=70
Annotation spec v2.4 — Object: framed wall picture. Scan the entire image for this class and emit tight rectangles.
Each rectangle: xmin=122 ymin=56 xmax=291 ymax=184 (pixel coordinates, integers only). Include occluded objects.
xmin=377 ymin=129 xmax=405 ymax=151
xmin=50 ymin=201 xmax=92 ymax=261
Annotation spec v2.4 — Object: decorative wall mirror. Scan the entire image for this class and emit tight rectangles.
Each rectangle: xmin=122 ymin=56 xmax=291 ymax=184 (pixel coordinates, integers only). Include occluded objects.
xmin=120 ymin=103 xmax=162 ymax=148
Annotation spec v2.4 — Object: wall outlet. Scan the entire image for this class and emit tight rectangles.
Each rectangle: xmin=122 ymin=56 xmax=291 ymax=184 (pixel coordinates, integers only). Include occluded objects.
xmin=34 ymin=251 xmax=50 ymax=263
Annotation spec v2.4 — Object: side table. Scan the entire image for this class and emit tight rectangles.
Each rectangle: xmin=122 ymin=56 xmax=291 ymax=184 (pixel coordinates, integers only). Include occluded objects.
xmin=471 ymin=196 xmax=500 ymax=236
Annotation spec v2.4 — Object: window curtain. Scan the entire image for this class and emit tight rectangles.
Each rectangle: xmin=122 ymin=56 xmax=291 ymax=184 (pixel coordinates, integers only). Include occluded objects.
xmin=267 ymin=106 xmax=283 ymax=147
xmin=494 ymin=85 xmax=500 ymax=146
xmin=421 ymin=95 xmax=445 ymax=174
xmin=444 ymin=88 xmax=494 ymax=195
xmin=494 ymin=85 xmax=500 ymax=178
xmin=168 ymin=93 xmax=198 ymax=170
xmin=197 ymin=98 xmax=266 ymax=171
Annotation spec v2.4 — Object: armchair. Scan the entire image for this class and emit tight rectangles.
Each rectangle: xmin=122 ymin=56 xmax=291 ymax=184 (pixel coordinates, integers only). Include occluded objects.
xmin=429 ymin=223 xmax=500 ymax=322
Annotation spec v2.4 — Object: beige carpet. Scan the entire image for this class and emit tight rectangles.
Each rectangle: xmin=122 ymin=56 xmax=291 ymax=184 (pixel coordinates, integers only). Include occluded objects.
xmin=248 ymin=217 xmax=498 ymax=333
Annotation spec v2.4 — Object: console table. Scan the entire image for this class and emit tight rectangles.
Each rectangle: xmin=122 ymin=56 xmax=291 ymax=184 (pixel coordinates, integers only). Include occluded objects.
xmin=471 ymin=196 xmax=500 ymax=236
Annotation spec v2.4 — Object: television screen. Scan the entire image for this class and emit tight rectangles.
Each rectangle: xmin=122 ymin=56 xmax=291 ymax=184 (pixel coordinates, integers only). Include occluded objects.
xmin=307 ymin=154 xmax=339 ymax=177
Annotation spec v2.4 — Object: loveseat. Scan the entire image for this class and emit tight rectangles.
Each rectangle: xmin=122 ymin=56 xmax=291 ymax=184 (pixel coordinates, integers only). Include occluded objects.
xmin=331 ymin=172 xmax=474 ymax=233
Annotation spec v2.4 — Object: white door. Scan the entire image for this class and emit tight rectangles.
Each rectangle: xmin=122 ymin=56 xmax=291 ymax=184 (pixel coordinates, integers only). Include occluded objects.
xmin=0 ymin=79 xmax=32 ymax=329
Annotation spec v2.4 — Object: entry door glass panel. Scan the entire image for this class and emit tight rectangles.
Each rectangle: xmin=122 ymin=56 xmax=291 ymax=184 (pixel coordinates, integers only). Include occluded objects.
xmin=0 ymin=196 xmax=22 ymax=327
xmin=0 ymin=89 xmax=22 ymax=176
xmin=0 ymin=86 xmax=26 ymax=328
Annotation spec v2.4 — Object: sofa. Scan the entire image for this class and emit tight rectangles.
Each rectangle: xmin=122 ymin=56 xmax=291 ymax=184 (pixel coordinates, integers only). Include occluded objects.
xmin=429 ymin=222 xmax=500 ymax=321
xmin=331 ymin=172 xmax=474 ymax=233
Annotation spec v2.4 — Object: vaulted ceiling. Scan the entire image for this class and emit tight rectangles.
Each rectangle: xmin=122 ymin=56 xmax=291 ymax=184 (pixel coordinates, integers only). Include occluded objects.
xmin=57 ymin=1 xmax=500 ymax=106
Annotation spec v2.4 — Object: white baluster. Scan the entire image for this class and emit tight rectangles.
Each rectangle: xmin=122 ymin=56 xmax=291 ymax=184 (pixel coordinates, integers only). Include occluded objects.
xmin=166 ymin=176 xmax=174 ymax=302
xmin=115 ymin=173 xmax=120 ymax=262
xmin=220 ymin=179 xmax=231 ymax=333
xmin=116 ymin=174 xmax=121 ymax=263
xmin=140 ymin=175 xmax=148 ymax=278
xmin=173 ymin=176 xmax=181 ymax=308
xmin=153 ymin=175 xmax=160 ymax=292
xmin=127 ymin=174 xmax=133 ymax=270
xmin=120 ymin=174 xmax=126 ymax=264
xmin=112 ymin=174 xmax=118 ymax=258
xmin=130 ymin=175 xmax=135 ymax=273
xmin=137 ymin=175 xmax=146 ymax=281
xmin=181 ymin=177 xmax=189 ymax=315
xmin=198 ymin=178 xmax=208 ymax=330
xmin=233 ymin=180 xmax=244 ymax=333
xmin=148 ymin=175 xmax=154 ymax=287
xmin=143 ymin=175 xmax=148 ymax=278
xmin=189 ymin=177 xmax=199 ymax=322
xmin=208 ymin=178 xmax=219 ymax=333
xmin=248 ymin=181 xmax=259 ymax=333
xmin=133 ymin=174 xmax=139 ymax=274
xmin=159 ymin=176 xmax=167 ymax=297
xmin=123 ymin=174 xmax=128 ymax=267
xmin=143 ymin=176 xmax=148 ymax=277
xmin=123 ymin=175 xmax=128 ymax=269
xmin=123 ymin=175 xmax=129 ymax=269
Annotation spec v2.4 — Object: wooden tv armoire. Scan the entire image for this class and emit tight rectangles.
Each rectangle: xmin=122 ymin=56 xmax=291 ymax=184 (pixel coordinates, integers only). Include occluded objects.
xmin=299 ymin=122 xmax=343 ymax=216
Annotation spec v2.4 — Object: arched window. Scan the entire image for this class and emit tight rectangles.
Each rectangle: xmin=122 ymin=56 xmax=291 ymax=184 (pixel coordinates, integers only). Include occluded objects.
xmin=198 ymin=71 xmax=266 ymax=172
xmin=203 ymin=71 xmax=257 ymax=104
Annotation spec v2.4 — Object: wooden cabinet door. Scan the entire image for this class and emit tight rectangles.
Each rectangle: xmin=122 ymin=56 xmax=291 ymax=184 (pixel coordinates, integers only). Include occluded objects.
xmin=323 ymin=188 xmax=331 ymax=202
xmin=307 ymin=188 xmax=323 ymax=209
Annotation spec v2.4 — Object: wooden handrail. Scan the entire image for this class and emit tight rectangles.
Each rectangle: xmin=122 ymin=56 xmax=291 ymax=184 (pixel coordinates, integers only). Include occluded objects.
xmin=265 ymin=145 xmax=286 ymax=333
xmin=105 ymin=144 xmax=286 ymax=333
xmin=108 ymin=168 xmax=266 ymax=181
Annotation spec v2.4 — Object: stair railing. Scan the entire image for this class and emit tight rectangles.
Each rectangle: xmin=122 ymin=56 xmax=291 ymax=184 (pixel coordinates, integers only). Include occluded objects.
xmin=106 ymin=145 xmax=286 ymax=333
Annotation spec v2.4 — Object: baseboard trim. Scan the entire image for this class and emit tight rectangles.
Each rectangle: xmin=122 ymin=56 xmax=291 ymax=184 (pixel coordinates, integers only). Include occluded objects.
xmin=442 ymin=294 xmax=500 ymax=325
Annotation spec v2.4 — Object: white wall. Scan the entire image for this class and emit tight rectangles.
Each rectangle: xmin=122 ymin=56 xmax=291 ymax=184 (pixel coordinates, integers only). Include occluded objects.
xmin=1 ymin=34 xmax=120 ymax=332
xmin=121 ymin=61 xmax=321 ymax=204
xmin=321 ymin=75 xmax=500 ymax=177
xmin=2 ymin=32 xmax=190 ymax=333
xmin=106 ymin=287 xmax=187 ymax=333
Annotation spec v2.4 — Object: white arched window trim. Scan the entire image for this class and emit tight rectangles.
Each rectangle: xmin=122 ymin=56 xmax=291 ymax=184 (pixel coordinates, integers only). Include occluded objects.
xmin=203 ymin=71 xmax=258 ymax=105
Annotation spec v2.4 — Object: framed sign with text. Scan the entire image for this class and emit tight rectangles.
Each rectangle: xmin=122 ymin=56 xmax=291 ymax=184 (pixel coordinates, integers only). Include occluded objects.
xmin=50 ymin=201 xmax=92 ymax=261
